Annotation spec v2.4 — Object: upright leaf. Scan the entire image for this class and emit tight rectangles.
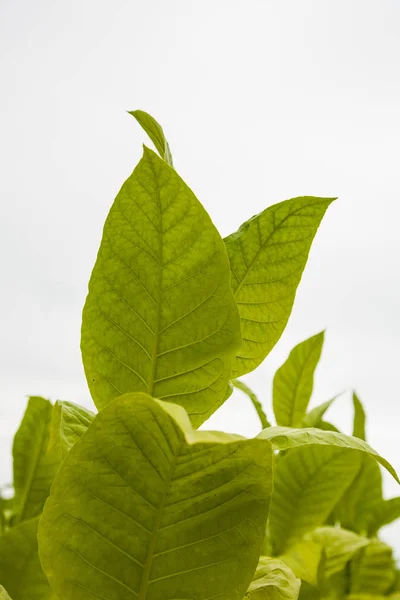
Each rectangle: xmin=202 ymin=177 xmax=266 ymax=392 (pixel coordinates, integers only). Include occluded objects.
xmin=39 ymin=393 xmax=273 ymax=600
xmin=273 ymin=332 xmax=325 ymax=427
xmin=367 ymin=496 xmax=400 ymax=536
xmin=224 ymin=197 xmax=334 ymax=377
xmin=350 ymin=540 xmax=396 ymax=594
xmin=353 ymin=392 xmax=366 ymax=440
xmin=232 ymin=379 xmax=271 ymax=428
xmin=48 ymin=400 xmax=95 ymax=458
xmin=280 ymin=539 xmax=322 ymax=587
xmin=0 ymin=517 xmax=52 ymax=600
xmin=130 ymin=110 xmax=174 ymax=167
xmin=257 ymin=426 xmax=399 ymax=481
xmin=12 ymin=397 xmax=59 ymax=523
xmin=81 ymin=148 xmax=241 ymax=426
xmin=268 ymin=445 xmax=361 ymax=554
xmin=244 ymin=556 xmax=301 ymax=599
xmin=302 ymin=394 xmax=341 ymax=428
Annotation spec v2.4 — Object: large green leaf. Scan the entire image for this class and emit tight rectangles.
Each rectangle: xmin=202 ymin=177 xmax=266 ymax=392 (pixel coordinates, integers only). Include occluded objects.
xmin=0 ymin=517 xmax=52 ymax=600
xmin=232 ymin=379 xmax=271 ymax=429
xmin=38 ymin=393 xmax=273 ymax=600
xmin=48 ymin=400 xmax=95 ymax=458
xmin=12 ymin=397 xmax=59 ymax=523
xmin=244 ymin=556 xmax=301 ymax=599
xmin=268 ymin=445 xmax=362 ymax=554
xmin=350 ymin=540 xmax=396 ymax=594
xmin=273 ymin=332 xmax=324 ymax=427
xmin=352 ymin=392 xmax=366 ymax=440
xmin=367 ymin=496 xmax=400 ymax=536
xmin=335 ymin=455 xmax=382 ymax=534
xmin=224 ymin=197 xmax=334 ymax=377
xmin=130 ymin=110 xmax=174 ymax=167
xmin=81 ymin=147 xmax=241 ymax=426
xmin=257 ymin=426 xmax=399 ymax=481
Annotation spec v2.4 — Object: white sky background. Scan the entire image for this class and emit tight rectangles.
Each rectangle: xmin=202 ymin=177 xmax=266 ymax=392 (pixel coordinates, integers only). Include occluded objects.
xmin=1 ymin=0 xmax=399 ymax=551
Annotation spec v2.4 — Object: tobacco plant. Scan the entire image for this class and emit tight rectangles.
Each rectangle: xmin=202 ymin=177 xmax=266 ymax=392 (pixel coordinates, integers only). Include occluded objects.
xmin=0 ymin=112 xmax=398 ymax=600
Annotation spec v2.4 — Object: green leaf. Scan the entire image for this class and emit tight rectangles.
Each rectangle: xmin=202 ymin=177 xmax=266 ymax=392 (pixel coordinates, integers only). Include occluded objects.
xmin=350 ymin=540 xmax=396 ymax=594
xmin=48 ymin=400 xmax=95 ymax=458
xmin=367 ymin=496 xmax=400 ymax=536
xmin=273 ymin=332 xmax=325 ymax=427
xmin=280 ymin=539 xmax=322 ymax=587
xmin=129 ymin=110 xmax=174 ymax=167
xmin=244 ymin=556 xmax=301 ymax=599
xmin=81 ymin=147 xmax=241 ymax=426
xmin=302 ymin=394 xmax=341 ymax=428
xmin=257 ymin=426 xmax=399 ymax=482
xmin=0 ymin=517 xmax=53 ymax=600
xmin=352 ymin=392 xmax=366 ymax=440
xmin=319 ymin=420 xmax=340 ymax=433
xmin=309 ymin=526 xmax=369 ymax=580
xmin=12 ymin=397 xmax=59 ymax=523
xmin=0 ymin=587 xmax=12 ymax=600
xmin=38 ymin=393 xmax=273 ymax=600
xmin=268 ymin=445 xmax=362 ymax=555
xmin=232 ymin=379 xmax=271 ymax=429
xmin=224 ymin=197 xmax=334 ymax=377
xmin=335 ymin=455 xmax=382 ymax=534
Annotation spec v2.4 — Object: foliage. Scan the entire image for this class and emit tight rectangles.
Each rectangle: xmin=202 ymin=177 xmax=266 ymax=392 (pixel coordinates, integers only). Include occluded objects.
xmin=0 ymin=111 xmax=398 ymax=599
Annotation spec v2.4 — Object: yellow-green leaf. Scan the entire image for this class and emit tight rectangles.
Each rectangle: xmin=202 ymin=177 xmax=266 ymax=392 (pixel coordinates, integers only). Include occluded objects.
xmin=244 ymin=556 xmax=301 ymax=599
xmin=224 ymin=197 xmax=334 ymax=377
xmin=130 ymin=110 xmax=173 ymax=167
xmin=81 ymin=148 xmax=241 ymax=426
xmin=273 ymin=332 xmax=324 ymax=427
xmin=38 ymin=393 xmax=273 ymax=600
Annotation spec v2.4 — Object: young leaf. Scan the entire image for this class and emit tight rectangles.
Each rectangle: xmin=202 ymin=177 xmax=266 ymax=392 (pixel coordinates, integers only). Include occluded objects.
xmin=257 ymin=426 xmax=399 ymax=482
xmin=0 ymin=517 xmax=53 ymax=600
xmin=129 ymin=110 xmax=174 ymax=167
xmin=244 ymin=556 xmax=301 ymax=599
xmin=12 ymin=397 xmax=60 ymax=523
xmin=353 ymin=392 xmax=366 ymax=440
xmin=350 ymin=540 xmax=396 ymax=594
xmin=224 ymin=197 xmax=334 ymax=378
xmin=273 ymin=332 xmax=325 ymax=427
xmin=367 ymin=496 xmax=400 ymax=536
xmin=81 ymin=147 xmax=241 ymax=426
xmin=0 ymin=587 xmax=12 ymax=600
xmin=335 ymin=455 xmax=382 ymax=534
xmin=268 ymin=444 xmax=361 ymax=554
xmin=48 ymin=400 xmax=95 ymax=458
xmin=232 ymin=379 xmax=271 ymax=429
xmin=302 ymin=394 xmax=342 ymax=428
xmin=38 ymin=393 xmax=273 ymax=600
xmin=319 ymin=420 xmax=340 ymax=432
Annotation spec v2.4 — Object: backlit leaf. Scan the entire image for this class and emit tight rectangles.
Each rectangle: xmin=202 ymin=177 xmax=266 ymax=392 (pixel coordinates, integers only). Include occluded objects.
xmin=39 ymin=393 xmax=273 ymax=600
xmin=268 ymin=445 xmax=361 ymax=554
xmin=244 ymin=556 xmax=301 ymax=599
xmin=0 ymin=517 xmax=52 ymax=600
xmin=81 ymin=148 xmax=241 ymax=426
xmin=257 ymin=426 xmax=399 ymax=482
xmin=273 ymin=332 xmax=324 ymax=427
xmin=48 ymin=400 xmax=95 ymax=458
xmin=224 ymin=197 xmax=334 ymax=377
xmin=367 ymin=496 xmax=400 ymax=536
xmin=350 ymin=540 xmax=396 ymax=595
xmin=130 ymin=110 xmax=173 ymax=167
xmin=353 ymin=392 xmax=366 ymax=441
xmin=12 ymin=397 xmax=59 ymax=523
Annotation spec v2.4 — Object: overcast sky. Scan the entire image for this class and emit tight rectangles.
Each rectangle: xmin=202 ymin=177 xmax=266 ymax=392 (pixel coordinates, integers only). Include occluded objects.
xmin=1 ymin=0 xmax=399 ymax=551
